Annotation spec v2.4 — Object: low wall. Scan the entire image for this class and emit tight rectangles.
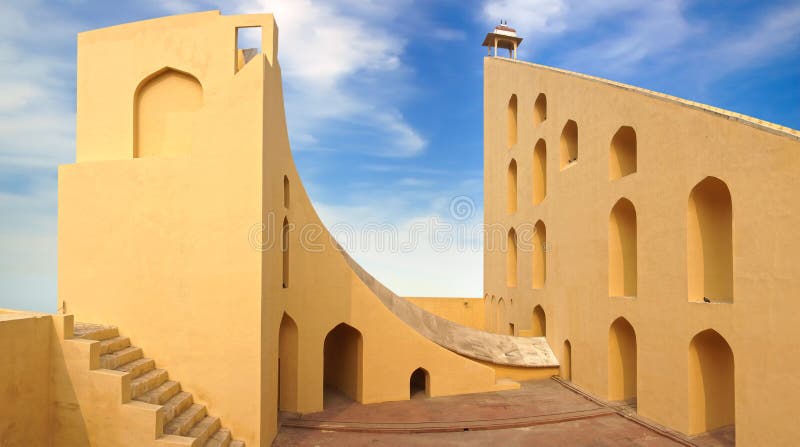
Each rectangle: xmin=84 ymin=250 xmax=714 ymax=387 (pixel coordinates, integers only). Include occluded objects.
xmin=0 ymin=311 xmax=53 ymax=446
xmin=405 ymin=297 xmax=485 ymax=330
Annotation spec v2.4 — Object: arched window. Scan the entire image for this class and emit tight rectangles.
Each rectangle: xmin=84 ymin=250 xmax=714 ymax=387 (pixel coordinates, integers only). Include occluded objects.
xmin=559 ymin=120 xmax=578 ymax=169
xmin=608 ymin=198 xmax=637 ymax=297
xmin=507 ymin=228 xmax=518 ymax=287
xmin=689 ymin=329 xmax=735 ymax=434
xmin=283 ymin=175 xmax=290 ymax=208
xmin=134 ymin=68 xmax=203 ymax=158
xmin=532 ymin=221 xmax=546 ymax=288
xmin=609 ymin=126 xmax=637 ymax=180
xmin=533 ymin=139 xmax=547 ymax=205
xmin=533 ymin=93 xmax=547 ymax=127
xmin=608 ymin=317 xmax=637 ymax=402
xmin=282 ymin=217 xmax=289 ymax=288
xmin=507 ymin=159 xmax=518 ymax=214
xmin=507 ymin=94 xmax=518 ymax=148
xmin=688 ymin=177 xmax=733 ymax=303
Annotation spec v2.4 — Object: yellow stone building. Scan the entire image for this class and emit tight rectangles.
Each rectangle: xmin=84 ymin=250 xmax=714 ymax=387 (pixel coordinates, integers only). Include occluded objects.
xmin=1 ymin=11 xmax=798 ymax=447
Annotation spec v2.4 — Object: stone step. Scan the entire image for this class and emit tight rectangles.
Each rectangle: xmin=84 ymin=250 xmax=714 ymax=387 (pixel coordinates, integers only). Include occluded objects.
xmin=74 ymin=323 xmax=119 ymax=341
xmin=229 ymin=441 xmax=245 ymax=447
xmin=116 ymin=357 xmax=155 ymax=378
xmin=98 ymin=336 xmax=131 ymax=355
xmin=165 ymin=404 xmax=206 ymax=436
xmin=160 ymin=391 xmax=193 ymax=424
xmin=135 ymin=380 xmax=180 ymax=405
xmin=130 ymin=369 xmax=168 ymax=399
xmin=100 ymin=346 xmax=143 ymax=369
xmin=203 ymin=428 xmax=231 ymax=447
xmin=188 ymin=416 xmax=220 ymax=446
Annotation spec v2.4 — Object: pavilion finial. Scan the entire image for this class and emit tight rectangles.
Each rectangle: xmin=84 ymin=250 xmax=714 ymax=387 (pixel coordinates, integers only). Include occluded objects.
xmin=481 ymin=21 xmax=523 ymax=60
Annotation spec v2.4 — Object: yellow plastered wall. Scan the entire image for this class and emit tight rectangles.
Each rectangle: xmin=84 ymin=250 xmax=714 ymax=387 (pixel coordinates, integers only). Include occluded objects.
xmin=60 ymin=12 xmax=519 ymax=446
xmin=60 ymin=11 xmax=280 ymax=446
xmin=483 ymin=56 xmax=800 ymax=444
xmin=0 ymin=312 xmax=52 ymax=446
xmin=405 ymin=297 xmax=485 ymax=330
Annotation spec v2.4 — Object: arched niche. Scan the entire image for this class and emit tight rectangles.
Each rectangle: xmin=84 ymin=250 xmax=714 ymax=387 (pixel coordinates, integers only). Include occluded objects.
xmin=531 ymin=305 xmax=546 ymax=337
xmin=609 ymin=198 xmax=637 ymax=297
xmin=561 ymin=340 xmax=572 ymax=381
xmin=559 ymin=120 xmax=578 ymax=169
xmin=533 ymin=139 xmax=547 ymax=205
xmin=688 ymin=329 xmax=735 ymax=434
xmin=533 ymin=93 xmax=547 ymax=127
xmin=609 ymin=126 xmax=637 ymax=180
xmin=282 ymin=217 xmax=290 ymax=289
xmin=134 ymin=67 xmax=203 ymax=158
xmin=507 ymin=94 xmax=518 ymax=148
xmin=507 ymin=228 xmax=518 ymax=287
xmin=283 ymin=175 xmax=290 ymax=208
xmin=532 ymin=220 xmax=546 ymax=289
xmin=507 ymin=159 xmax=518 ymax=214
xmin=688 ymin=177 xmax=733 ymax=303
xmin=608 ymin=317 xmax=637 ymax=402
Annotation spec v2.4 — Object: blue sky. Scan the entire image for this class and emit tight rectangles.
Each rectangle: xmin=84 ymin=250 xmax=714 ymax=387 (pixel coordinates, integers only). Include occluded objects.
xmin=1 ymin=0 xmax=798 ymax=312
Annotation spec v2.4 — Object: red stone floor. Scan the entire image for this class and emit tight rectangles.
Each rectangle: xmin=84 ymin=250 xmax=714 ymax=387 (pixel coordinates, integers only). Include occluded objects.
xmin=273 ymin=379 xmax=734 ymax=446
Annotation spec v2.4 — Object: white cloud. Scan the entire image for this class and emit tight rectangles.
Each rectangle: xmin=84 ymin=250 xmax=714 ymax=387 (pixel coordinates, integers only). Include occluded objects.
xmin=314 ymin=183 xmax=485 ymax=298
xmin=158 ymin=0 xmax=426 ymax=158
xmin=0 ymin=0 xmax=78 ymax=312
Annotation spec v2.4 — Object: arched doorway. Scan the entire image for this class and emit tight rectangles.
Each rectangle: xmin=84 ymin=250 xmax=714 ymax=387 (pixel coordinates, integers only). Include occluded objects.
xmin=278 ymin=313 xmax=298 ymax=412
xmin=409 ymin=367 xmax=430 ymax=399
xmin=531 ymin=305 xmax=546 ymax=337
xmin=562 ymin=340 xmax=572 ymax=381
xmin=608 ymin=317 xmax=637 ymax=402
xmin=323 ymin=323 xmax=363 ymax=407
xmin=689 ymin=329 xmax=735 ymax=434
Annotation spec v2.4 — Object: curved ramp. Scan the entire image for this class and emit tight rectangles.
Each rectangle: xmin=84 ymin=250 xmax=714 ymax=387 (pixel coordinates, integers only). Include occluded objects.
xmin=338 ymin=245 xmax=558 ymax=368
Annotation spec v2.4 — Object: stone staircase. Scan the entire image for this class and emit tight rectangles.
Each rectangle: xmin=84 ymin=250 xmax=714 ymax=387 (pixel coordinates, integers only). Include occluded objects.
xmin=74 ymin=323 xmax=245 ymax=447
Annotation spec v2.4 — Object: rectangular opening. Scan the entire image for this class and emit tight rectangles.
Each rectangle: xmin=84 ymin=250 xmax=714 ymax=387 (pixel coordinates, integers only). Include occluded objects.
xmin=235 ymin=26 xmax=262 ymax=72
